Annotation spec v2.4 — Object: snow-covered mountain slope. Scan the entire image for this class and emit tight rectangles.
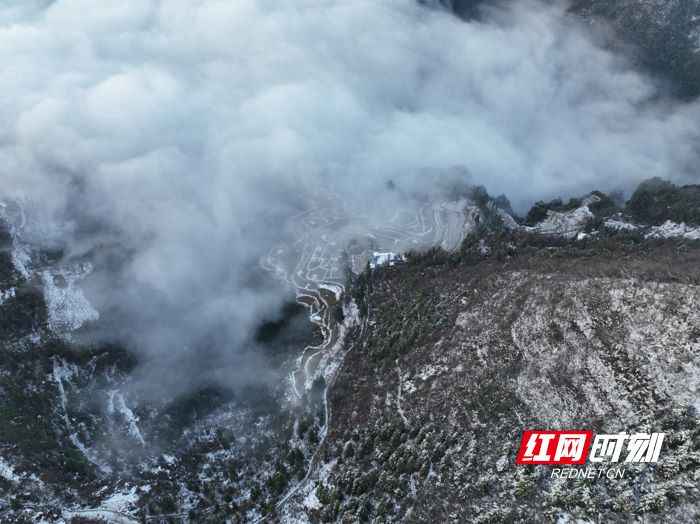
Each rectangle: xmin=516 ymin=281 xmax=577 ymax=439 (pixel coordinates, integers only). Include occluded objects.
xmin=286 ymin=242 xmax=700 ymax=522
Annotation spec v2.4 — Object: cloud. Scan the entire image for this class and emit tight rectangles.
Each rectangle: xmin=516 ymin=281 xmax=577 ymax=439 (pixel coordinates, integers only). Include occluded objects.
xmin=0 ymin=0 xmax=698 ymax=398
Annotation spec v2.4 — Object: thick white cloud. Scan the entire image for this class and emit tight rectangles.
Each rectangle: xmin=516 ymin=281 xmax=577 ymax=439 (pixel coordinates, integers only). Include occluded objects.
xmin=0 ymin=0 xmax=698 ymax=396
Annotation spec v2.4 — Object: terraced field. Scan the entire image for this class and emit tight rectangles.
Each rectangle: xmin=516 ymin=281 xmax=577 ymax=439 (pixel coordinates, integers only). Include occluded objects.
xmin=262 ymin=193 xmax=480 ymax=402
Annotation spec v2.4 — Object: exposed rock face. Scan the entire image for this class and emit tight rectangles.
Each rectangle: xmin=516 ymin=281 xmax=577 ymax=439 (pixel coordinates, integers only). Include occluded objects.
xmin=291 ymin=245 xmax=700 ymax=522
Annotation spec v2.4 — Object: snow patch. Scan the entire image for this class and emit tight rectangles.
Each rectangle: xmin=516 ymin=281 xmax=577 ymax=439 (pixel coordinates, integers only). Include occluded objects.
xmin=645 ymin=220 xmax=700 ymax=240
xmin=303 ymin=488 xmax=322 ymax=510
xmin=0 ymin=457 xmax=21 ymax=484
xmin=42 ymin=265 xmax=99 ymax=333
xmin=107 ymin=390 xmax=145 ymax=445
xmin=418 ymin=364 xmax=444 ymax=381
xmin=604 ymin=218 xmax=639 ymax=231
xmin=67 ymin=487 xmax=140 ymax=524
xmin=524 ymin=204 xmax=594 ymax=238
xmin=523 ymin=194 xmax=599 ymax=238
xmin=101 ymin=487 xmax=139 ymax=513
xmin=0 ymin=287 xmax=16 ymax=306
